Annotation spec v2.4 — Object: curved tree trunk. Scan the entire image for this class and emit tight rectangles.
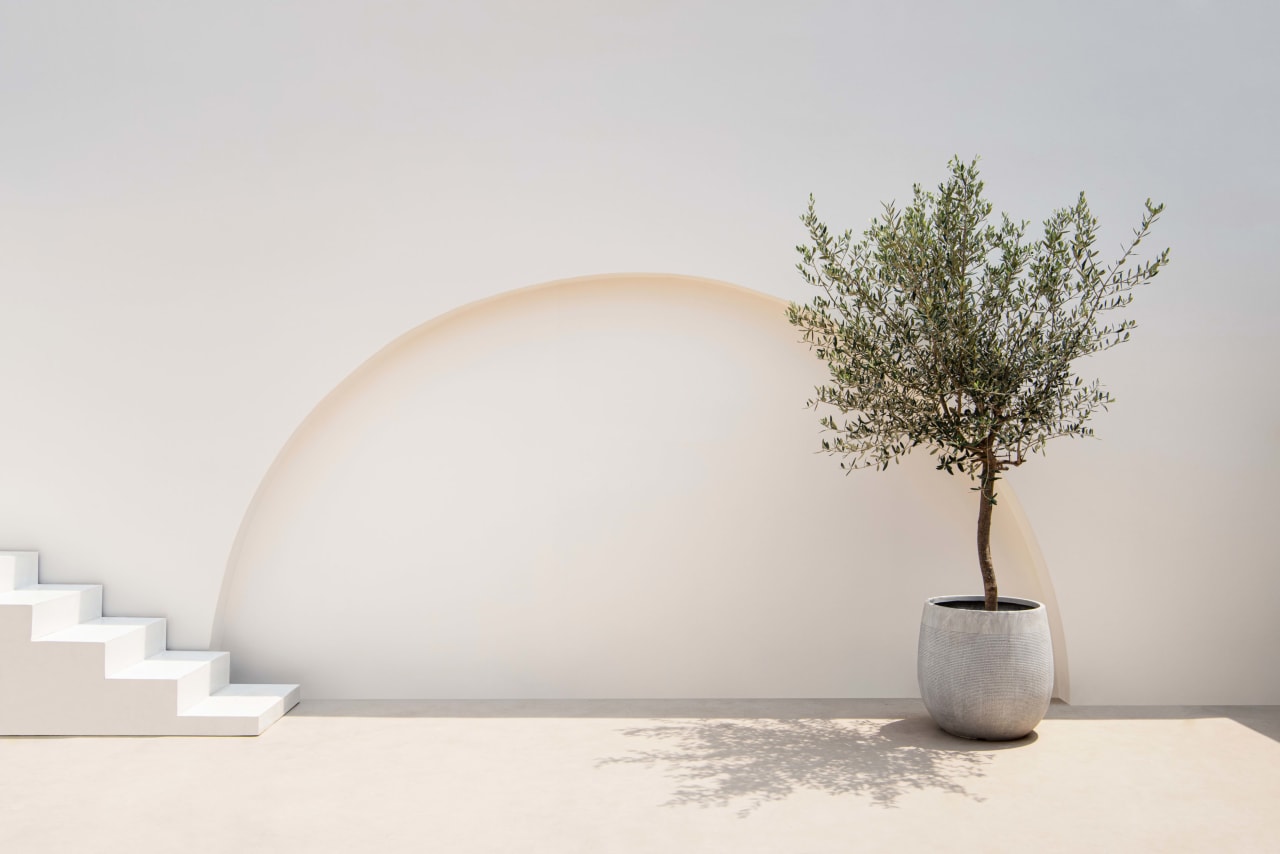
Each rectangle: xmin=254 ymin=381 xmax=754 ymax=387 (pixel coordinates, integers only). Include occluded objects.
xmin=977 ymin=443 xmax=999 ymax=611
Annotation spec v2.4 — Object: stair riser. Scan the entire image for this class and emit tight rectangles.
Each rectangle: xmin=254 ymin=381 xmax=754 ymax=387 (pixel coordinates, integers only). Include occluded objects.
xmin=0 ymin=552 xmax=38 ymax=592
xmin=182 ymin=654 xmax=232 ymax=710
xmin=36 ymin=621 xmax=168 ymax=675
xmin=112 ymin=654 xmax=231 ymax=712
xmin=138 ymin=621 xmax=168 ymax=665
xmin=29 ymin=589 xmax=104 ymax=637
xmin=0 ymin=590 xmax=106 ymax=642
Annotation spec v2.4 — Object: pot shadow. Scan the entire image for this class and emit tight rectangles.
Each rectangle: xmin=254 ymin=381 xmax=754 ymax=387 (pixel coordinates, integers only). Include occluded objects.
xmin=598 ymin=713 xmax=1036 ymax=816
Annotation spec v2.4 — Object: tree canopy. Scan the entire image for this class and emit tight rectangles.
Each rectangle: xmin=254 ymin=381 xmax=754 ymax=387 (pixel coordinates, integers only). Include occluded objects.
xmin=788 ymin=157 xmax=1169 ymax=609
xmin=788 ymin=158 xmax=1169 ymax=481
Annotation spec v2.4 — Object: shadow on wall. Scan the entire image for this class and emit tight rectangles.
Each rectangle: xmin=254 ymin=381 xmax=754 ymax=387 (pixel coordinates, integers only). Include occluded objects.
xmin=213 ymin=274 xmax=1066 ymax=699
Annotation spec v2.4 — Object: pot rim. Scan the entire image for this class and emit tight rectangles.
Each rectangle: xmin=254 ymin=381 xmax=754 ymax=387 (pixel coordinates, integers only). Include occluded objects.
xmin=921 ymin=595 xmax=1048 ymax=634
xmin=926 ymin=595 xmax=1043 ymax=611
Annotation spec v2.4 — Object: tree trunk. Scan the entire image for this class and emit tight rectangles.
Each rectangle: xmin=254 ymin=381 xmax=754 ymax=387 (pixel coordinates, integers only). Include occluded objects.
xmin=977 ymin=443 xmax=999 ymax=611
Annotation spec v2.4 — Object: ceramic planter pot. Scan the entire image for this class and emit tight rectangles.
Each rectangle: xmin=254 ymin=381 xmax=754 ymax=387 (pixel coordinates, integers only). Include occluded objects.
xmin=917 ymin=595 xmax=1053 ymax=741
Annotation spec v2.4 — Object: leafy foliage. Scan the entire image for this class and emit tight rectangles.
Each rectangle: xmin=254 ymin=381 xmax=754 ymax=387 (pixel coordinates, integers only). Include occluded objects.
xmin=788 ymin=157 xmax=1169 ymax=606
xmin=788 ymin=157 xmax=1168 ymax=480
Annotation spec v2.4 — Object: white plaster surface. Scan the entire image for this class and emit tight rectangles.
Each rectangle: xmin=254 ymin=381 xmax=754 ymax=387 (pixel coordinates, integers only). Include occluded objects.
xmin=214 ymin=276 xmax=1058 ymax=698
xmin=1 ymin=700 xmax=1277 ymax=853
xmin=1 ymin=2 xmax=1277 ymax=704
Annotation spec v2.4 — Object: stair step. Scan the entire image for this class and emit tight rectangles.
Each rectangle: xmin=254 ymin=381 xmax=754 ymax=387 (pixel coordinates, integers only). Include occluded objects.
xmin=181 ymin=684 xmax=300 ymax=733
xmin=111 ymin=650 xmax=231 ymax=711
xmin=36 ymin=617 xmax=166 ymax=674
xmin=0 ymin=584 xmax=103 ymax=637
xmin=0 ymin=550 xmax=299 ymax=736
xmin=0 ymin=551 xmax=38 ymax=591
xmin=110 ymin=649 xmax=225 ymax=680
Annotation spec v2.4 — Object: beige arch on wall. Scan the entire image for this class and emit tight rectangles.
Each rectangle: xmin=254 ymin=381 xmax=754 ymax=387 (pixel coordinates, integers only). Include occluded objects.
xmin=211 ymin=273 xmax=1069 ymax=700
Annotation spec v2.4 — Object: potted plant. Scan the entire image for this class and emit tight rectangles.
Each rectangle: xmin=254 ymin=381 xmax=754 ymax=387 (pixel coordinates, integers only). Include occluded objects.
xmin=787 ymin=157 xmax=1168 ymax=739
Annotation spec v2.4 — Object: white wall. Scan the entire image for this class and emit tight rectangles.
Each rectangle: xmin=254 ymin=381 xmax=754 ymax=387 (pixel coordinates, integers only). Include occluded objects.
xmin=1 ymin=1 xmax=1276 ymax=703
xmin=213 ymin=275 xmax=1063 ymax=698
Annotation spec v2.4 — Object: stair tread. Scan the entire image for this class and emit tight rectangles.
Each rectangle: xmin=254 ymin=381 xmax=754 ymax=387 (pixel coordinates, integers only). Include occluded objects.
xmin=110 ymin=650 xmax=227 ymax=680
xmin=37 ymin=617 xmax=164 ymax=643
xmin=181 ymin=684 xmax=299 ymax=719
xmin=0 ymin=585 xmax=99 ymax=605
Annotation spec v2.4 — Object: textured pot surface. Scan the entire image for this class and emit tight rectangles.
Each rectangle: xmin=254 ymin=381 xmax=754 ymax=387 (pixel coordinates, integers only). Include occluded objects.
xmin=917 ymin=595 xmax=1053 ymax=741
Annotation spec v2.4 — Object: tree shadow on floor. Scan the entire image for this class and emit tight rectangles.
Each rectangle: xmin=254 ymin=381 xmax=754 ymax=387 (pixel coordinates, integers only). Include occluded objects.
xmin=598 ymin=714 xmax=1033 ymax=816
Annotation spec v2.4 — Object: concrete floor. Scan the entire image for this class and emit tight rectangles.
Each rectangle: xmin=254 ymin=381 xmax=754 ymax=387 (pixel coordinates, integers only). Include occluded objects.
xmin=2 ymin=700 xmax=1278 ymax=853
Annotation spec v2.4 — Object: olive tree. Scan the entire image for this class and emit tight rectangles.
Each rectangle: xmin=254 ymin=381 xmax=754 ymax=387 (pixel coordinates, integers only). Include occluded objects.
xmin=787 ymin=158 xmax=1169 ymax=611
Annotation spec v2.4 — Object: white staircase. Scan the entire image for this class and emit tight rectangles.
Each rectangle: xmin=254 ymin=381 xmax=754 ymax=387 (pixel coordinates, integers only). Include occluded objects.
xmin=0 ymin=551 xmax=298 ymax=736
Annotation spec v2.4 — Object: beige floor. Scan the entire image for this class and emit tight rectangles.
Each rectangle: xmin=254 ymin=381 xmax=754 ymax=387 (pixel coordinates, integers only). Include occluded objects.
xmin=2 ymin=700 xmax=1278 ymax=853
